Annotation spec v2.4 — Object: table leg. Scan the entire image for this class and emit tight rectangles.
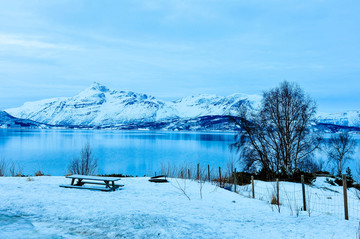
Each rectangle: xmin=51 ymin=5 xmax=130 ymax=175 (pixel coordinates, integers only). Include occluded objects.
xmin=104 ymin=181 xmax=110 ymax=188
xmin=76 ymin=179 xmax=84 ymax=186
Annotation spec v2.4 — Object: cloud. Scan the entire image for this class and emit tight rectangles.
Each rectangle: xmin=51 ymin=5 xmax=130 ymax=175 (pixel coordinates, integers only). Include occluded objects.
xmin=0 ymin=34 xmax=79 ymax=50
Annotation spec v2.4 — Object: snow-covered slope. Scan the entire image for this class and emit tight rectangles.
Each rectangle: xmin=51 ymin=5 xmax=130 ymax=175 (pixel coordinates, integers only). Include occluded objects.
xmin=5 ymin=82 xmax=261 ymax=127
xmin=317 ymin=111 xmax=360 ymax=127
xmin=0 ymin=110 xmax=47 ymax=128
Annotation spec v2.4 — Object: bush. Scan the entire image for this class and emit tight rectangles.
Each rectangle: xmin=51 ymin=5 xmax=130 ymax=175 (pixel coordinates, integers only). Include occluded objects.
xmin=334 ymin=167 xmax=354 ymax=187
xmin=233 ymin=172 xmax=252 ymax=185
xmin=314 ymin=171 xmax=332 ymax=176
xmin=68 ymin=144 xmax=98 ymax=175
xmin=271 ymin=195 xmax=279 ymax=205
xmin=289 ymin=170 xmax=316 ymax=184
xmin=249 ymin=168 xmax=315 ymax=184
xmin=34 ymin=170 xmax=44 ymax=176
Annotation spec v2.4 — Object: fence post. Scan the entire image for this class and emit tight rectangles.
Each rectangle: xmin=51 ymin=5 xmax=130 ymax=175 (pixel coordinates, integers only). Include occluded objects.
xmin=188 ymin=169 xmax=190 ymax=180
xmin=301 ymin=175 xmax=307 ymax=211
xmin=197 ymin=163 xmax=200 ymax=180
xmin=155 ymin=172 xmax=156 ymax=177
xmin=234 ymin=168 xmax=237 ymax=193
xmin=208 ymin=164 xmax=210 ymax=182
xmin=343 ymin=174 xmax=349 ymax=220
xmin=251 ymin=176 xmax=255 ymax=198
xmin=276 ymin=178 xmax=280 ymax=206
xmin=219 ymin=167 xmax=222 ymax=188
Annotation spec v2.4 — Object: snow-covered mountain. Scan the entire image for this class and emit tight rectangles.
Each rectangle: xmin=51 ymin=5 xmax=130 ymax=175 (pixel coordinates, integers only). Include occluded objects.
xmin=317 ymin=111 xmax=360 ymax=128
xmin=5 ymin=82 xmax=261 ymax=128
xmin=0 ymin=110 xmax=47 ymax=128
xmin=5 ymin=82 xmax=360 ymax=131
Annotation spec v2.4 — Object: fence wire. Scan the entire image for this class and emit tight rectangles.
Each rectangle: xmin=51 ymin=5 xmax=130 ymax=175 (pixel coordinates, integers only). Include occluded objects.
xmin=158 ymin=163 xmax=360 ymax=220
xmin=234 ymin=180 xmax=360 ymax=220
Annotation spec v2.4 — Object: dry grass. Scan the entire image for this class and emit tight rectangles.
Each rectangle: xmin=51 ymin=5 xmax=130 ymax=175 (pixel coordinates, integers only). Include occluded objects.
xmin=35 ymin=170 xmax=44 ymax=176
xmin=271 ymin=195 xmax=279 ymax=205
xmin=0 ymin=159 xmax=23 ymax=176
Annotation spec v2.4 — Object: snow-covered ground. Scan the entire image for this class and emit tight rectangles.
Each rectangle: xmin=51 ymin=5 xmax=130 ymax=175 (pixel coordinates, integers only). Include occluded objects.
xmin=0 ymin=176 xmax=358 ymax=238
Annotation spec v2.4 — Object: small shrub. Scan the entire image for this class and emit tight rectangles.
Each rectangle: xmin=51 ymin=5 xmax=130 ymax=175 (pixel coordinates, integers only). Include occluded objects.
xmin=334 ymin=168 xmax=355 ymax=187
xmin=271 ymin=195 xmax=279 ymax=205
xmin=27 ymin=177 xmax=34 ymax=181
xmin=326 ymin=178 xmax=337 ymax=186
xmin=353 ymin=183 xmax=360 ymax=191
xmin=234 ymin=172 xmax=252 ymax=185
xmin=35 ymin=170 xmax=44 ymax=176
xmin=346 ymin=167 xmax=354 ymax=187
xmin=314 ymin=171 xmax=331 ymax=176
xmin=68 ymin=144 xmax=98 ymax=175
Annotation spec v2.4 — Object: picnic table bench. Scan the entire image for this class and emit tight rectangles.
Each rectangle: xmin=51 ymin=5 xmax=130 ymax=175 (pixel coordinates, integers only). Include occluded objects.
xmin=60 ymin=174 xmax=124 ymax=192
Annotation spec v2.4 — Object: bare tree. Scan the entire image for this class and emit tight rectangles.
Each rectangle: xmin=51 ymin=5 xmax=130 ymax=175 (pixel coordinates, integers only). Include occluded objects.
xmin=327 ymin=131 xmax=357 ymax=176
xmin=232 ymin=81 xmax=322 ymax=178
xmin=68 ymin=144 xmax=98 ymax=175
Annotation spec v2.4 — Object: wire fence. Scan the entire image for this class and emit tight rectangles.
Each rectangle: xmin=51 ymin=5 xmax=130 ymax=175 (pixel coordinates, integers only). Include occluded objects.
xmin=235 ymin=178 xmax=360 ymax=220
xmin=157 ymin=163 xmax=360 ymax=221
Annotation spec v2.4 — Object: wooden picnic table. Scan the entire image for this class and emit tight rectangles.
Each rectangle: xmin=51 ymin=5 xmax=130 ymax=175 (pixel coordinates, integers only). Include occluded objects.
xmin=60 ymin=174 xmax=124 ymax=191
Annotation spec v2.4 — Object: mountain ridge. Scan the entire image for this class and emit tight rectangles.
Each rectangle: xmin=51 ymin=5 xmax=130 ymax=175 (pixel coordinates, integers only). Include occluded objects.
xmin=5 ymin=82 xmax=261 ymax=127
xmin=4 ymin=82 xmax=360 ymax=131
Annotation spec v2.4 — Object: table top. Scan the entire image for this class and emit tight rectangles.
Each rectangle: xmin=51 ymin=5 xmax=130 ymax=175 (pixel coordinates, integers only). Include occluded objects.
xmin=66 ymin=174 xmax=121 ymax=181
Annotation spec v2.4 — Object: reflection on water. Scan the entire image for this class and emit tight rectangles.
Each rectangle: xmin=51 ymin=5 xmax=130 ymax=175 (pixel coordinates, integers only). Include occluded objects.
xmin=0 ymin=129 xmax=237 ymax=176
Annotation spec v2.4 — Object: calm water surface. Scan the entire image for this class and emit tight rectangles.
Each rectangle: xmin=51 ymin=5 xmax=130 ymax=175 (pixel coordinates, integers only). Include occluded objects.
xmin=0 ymin=129 xmax=237 ymax=176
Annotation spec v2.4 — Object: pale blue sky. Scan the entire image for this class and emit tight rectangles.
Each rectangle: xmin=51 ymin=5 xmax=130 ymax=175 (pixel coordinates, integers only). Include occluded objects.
xmin=0 ymin=0 xmax=359 ymax=113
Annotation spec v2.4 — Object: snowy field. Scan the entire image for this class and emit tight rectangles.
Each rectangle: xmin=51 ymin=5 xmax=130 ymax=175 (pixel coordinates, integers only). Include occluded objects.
xmin=0 ymin=176 xmax=358 ymax=238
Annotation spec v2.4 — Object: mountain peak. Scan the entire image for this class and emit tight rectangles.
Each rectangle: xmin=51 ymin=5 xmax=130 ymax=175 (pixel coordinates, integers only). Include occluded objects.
xmin=87 ymin=82 xmax=109 ymax=93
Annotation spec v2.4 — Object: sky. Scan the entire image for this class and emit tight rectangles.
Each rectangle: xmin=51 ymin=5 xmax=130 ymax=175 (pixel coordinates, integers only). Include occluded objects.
xmin=0 ymin=0 xmax=359 ymax=113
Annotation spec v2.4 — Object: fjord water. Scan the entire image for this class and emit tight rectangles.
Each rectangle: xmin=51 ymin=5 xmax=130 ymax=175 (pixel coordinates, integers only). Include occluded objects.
xmin=0 ymin=129 xmax=237 ymax=176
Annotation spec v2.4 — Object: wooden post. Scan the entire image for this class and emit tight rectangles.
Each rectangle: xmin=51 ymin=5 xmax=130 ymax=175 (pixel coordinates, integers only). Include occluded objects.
xmin=208 ymin=164 xmax=211 ymax=182
xmin=234 ymin=168 xmax=237 ymax=193
xmin=301 ymin=175 xmax=307 ymax=211
xmin=251 ymin=176 xmax=255 ymax=198
xmin=188 ymin=169 xmax=191 ymax=180
xmin=276 ymin=178 xmax=280 ymax=206
xmin=343 ymin=174 xmax=349 ymax=220
xmin=197 ymin=163 xmax=200 ymax=180
xmin=219 ymin=166 xmax=222 ymax=188
xmin=155 ymin=172 xmax=156 ymax=177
